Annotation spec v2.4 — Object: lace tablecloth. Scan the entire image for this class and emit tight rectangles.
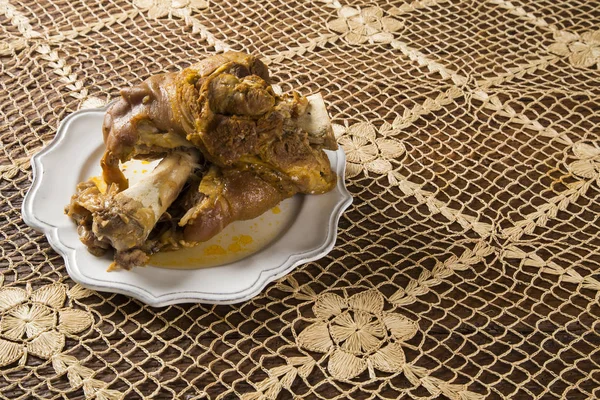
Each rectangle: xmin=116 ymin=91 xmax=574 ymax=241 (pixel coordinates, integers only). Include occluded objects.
xmin=1 ymin=0 xmax=599 ymax=399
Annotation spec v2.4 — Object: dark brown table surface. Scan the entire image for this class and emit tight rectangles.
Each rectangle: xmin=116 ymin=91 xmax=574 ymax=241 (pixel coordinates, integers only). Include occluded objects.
xmin=1 ymin=0 xmax=599 ymax=399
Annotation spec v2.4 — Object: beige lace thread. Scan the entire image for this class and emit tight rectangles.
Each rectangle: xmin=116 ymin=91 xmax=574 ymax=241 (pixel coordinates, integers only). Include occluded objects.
xmin=1 ymin=0 xmax=599 ymax=398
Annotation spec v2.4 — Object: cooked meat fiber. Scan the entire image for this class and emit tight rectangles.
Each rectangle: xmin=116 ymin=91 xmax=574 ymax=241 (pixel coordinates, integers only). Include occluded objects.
xmin=67 ymin=51 xmax=337 ymax=269
xmin=179 ymin=165 xmax=296 ymax=242
xmin=93 ymin=151 xmax=198 ymax=250
xmin=66 ymin=151 xmax=198 ymax=269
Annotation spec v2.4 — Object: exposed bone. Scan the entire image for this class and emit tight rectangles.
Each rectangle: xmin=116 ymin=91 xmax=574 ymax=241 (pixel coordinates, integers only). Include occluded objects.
xmin=179 ymin=92 xmax=338 ymax=242
xmin=180 ymin=166 xmax=292 ymax=243
xmin=93 ymin=150 xmax=199 ymax=253
xmin=101 ymin=52 xmax=270 ymax=189
xmin=70 ymin=52 xmax=340 ymax=270
xmin=298 ymin=93 xmax=338 ymax=150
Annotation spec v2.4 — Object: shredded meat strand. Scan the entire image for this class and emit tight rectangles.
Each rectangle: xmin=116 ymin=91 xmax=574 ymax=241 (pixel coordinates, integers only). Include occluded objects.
xmin=67 ymin=51 xmax=337 ymax=270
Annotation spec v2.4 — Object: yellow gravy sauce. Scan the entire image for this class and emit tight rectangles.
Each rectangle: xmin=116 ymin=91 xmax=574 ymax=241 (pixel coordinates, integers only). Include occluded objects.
xmin=149 ymin=201 xmax=295 ymax=270
xmin=118 ymin=159 xmax=299 ymax=270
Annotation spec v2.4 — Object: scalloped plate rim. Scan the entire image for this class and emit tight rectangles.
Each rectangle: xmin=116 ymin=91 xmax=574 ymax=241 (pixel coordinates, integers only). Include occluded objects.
xmin=22 ymin=105 xmax=352 ymax=307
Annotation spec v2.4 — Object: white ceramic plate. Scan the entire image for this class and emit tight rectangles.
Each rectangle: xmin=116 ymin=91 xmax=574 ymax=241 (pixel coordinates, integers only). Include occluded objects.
xmin=22 ymin=105 xmax=352 ymax=306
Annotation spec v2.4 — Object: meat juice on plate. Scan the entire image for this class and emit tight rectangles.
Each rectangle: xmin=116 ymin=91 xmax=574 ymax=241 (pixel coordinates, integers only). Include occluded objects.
xmin=122 ymin=159 xmax=301 ymax=269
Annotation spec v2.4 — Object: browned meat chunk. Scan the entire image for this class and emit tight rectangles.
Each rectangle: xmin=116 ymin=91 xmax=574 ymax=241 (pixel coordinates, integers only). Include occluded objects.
xmin=67 ymin=51 xmax=337 ymax=269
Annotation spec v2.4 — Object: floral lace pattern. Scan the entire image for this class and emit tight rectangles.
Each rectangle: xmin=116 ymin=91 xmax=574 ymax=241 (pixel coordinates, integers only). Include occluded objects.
xmin=333 ymin=122 xmax=405 ymax=178
xmin=548 ymin=30 xmax=600 ymax=69
xmin=0 ymin=283 xmax=92 ymax=366
xmin=567 ymin=142 xmax=600 ymax=184
xmin=244 ymin=278 xmax=485 ymax=399
xmin=327 ymin=6 xmax=403 ymax=45
xmin=133 ymin=0 xmax=208 ymax=19
xmin=1 ymin=0 xmax=600 ymax=398
xmin=0 ymin=279 xmax=121 ymax=398
xmin=297 ymin=290 xmax=417 ymax=380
